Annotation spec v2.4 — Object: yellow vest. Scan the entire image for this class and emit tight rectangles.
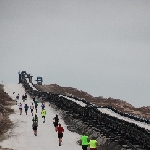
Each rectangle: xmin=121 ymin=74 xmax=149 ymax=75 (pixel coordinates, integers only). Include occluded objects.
xmin=41 ymin=109 xmax=46 ymax=116
xmin=89 ymin=140 xmax=97 ymax=148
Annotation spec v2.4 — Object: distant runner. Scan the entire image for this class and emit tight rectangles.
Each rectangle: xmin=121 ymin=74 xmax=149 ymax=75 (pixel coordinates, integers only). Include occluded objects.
xmin=32 ymin=114 xmax=38 ymax=124
xmin=56 ymin=123 xmax=64 ymax=146
xmin=34 ymin=100 xmax=38 ymax=113
xmin=16 ymin=94 xmax=19 ymax=105
xmin=41 ymin=103 xmax=45 ymax=110
xmin=22 ymin=94 xmax=25 ymax=102
xmin=81 ymin=133 xmax=89 ymax=150
xmin=53 ymin=114 xmax=59 ymax=132
xmin=24 ymin=93 xmax=27 ymax=101
xmin=33 ymin=96 xmax=35 ymax=102
xmin=32 ymin=120 xmax=38 ymax=136
xmin=41 ymin=108 xmax=46 ymax=123
xmin=18 ymin=102 xmax=22 ymax=115
xmin=24 ymin=104 xmax=29 ymax=115
xmin=30 ymin=103 xmax=34 ymax=116
xmin=88 ymin=137 xmax=98 ymax=150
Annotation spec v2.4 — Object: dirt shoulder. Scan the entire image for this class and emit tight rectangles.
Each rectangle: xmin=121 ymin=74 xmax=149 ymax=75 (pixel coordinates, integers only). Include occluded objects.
xmin=35 ymin=84 xmax=150 ymax=120
xmin=0 ymin=84 xmax=15 ymax=149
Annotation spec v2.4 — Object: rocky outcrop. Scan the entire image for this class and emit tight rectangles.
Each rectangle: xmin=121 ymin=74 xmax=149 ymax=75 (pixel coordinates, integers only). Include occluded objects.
xmin=35 ymin=84 xmax=150 ymax=119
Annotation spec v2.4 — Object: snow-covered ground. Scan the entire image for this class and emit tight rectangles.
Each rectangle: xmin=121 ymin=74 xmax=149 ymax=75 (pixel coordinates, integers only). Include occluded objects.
xmin=98 ymin=108 xmax=150 ymax=130
xmin=26 ymin=78 xmax=38 ymax=91
xmin=60 ymin=95 xmax=87 ymax=107
xmin=0 ymin=84 xmax=81 ymax=150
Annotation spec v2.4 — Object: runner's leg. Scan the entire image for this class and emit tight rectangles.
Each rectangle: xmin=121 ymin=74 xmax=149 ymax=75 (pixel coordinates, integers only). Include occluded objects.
xmin=59 ymin=138 xmax=61 ymax=146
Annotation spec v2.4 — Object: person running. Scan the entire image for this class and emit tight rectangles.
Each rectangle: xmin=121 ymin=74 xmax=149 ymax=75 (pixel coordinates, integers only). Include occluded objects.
xmin=32 ymin=120 xmax=38 ymax=136
xmin=30 ymin=103 xmax=34 ymax=116
xmin=53 ymin=114 xmax=59 ymax=132
xmin=18 ymin=102 xmax=22 ymax=115
xmin=33 ymin=96 xmax=35 ymax=102
xmin=81 ymin=133 xmax=89 ymax=150
xmin=56 ymin=123 xmax=64 ymax=146
xmin=24 ymin=104 xmax=29 ymax=115
xmin=41 ymin=108 xmax=46 ymax=123
xmin=88 ymin=137 xmax=98 ymax=150
xmin=24 ymin=93 xmax=27 ymax=101
xmin=22 ymin=94 xmax=25 ymax=102
xmin=32 ymin=114 xmax=38 ymax=124
xmin=41 ymin=103 xmax=45 ymax=110
xmin=34 ymin=100 xmax=38 ymax=113
xmin=16 ymin=94 xmax=19 ymax=105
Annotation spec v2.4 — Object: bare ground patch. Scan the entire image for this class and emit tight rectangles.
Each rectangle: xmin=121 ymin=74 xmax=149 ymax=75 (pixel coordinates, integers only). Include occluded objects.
xmin=0 ymin=85 xmax=15 ymax=150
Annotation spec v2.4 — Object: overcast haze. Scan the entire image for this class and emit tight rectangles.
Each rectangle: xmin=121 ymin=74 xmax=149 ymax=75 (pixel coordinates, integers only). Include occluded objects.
xmin=0 ymin=0 xmax=150 ymax=107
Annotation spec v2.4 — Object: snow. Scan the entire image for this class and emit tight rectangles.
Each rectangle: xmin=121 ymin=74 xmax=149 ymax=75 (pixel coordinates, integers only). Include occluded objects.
xmin=0 ymin=84 xmax=81 ymax=150
xmin=60 ymin=95 xmax=87 ymax=107
xmin=59 ymin=91 xmax=150 ymax=130
xmin=61 ymin=95 xmax=150 ymax=130
xmin=98 ymin=108 xmax=150 ymax=130
xmin=26 ymin=78 xmax=38 ymax=91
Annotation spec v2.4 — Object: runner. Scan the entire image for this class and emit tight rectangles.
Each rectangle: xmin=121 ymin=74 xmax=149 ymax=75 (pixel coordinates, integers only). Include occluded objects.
xmin=81 ymin=133 xmax=89 ymax=150
xmin=22 ymin=94 xmax=25 ymax=102
xmin=24 ymin=93 xmax=27 ymax=101
xmin=34 ymin=100 xmax=38 ymax=113
xmin=24 ymin=104 xmax=29 ymax=115
xmin=32 ymin=114 xmax=38 ymax=124
xmin=88 ymin=137 xmax=98 ymax=150
xmin=32 ymin=120 xmax=38 ymax=136
xmin=30 ymin=103 xmax=34 ymax=116
xmin=56 ymin=123 xmax=64 ymax=146
xmin=41 ymin=103 xmax=45 ymax=110
xmin=53 ymin=114 xmax=59 ymax=132
xmin=33 ymin=96 xmax=35 ymax=102
xmin=41 ymin=108 xmax=46 ymax=123
xmin=18 ymin=102 xmax=22 ymax=115
xmin=16 ymin=94 xmax=19 ymax=105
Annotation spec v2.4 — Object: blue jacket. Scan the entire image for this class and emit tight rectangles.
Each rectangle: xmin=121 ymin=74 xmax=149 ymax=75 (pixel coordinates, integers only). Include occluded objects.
xmin=24 ymin=105 xmax=29 ymax=110
xmin=41 ymin=105 xmax=45 ymax=109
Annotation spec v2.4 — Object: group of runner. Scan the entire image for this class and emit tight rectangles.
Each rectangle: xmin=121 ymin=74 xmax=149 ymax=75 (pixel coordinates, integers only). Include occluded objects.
xmin=15 ymin=94 xmax=46 ymax=135
xmin=17 ymin=94 xmax=39 ymax=116
xmin=15 ymin=93 xmax=97 ymax=149
xmin=81 ymin=133 xmax=98 ymax=150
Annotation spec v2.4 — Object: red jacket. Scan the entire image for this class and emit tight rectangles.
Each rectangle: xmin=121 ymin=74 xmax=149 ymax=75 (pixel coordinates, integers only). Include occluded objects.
xmin=57 ymin=126 xmax=64 ymax=133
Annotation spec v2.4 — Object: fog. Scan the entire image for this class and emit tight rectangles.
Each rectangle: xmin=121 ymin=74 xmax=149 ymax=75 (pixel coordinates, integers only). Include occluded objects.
xmin=0 ymin=0 xmax=150 ymax=107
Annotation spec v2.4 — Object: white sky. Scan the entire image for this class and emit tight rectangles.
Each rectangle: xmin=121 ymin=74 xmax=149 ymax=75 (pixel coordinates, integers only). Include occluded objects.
xmin=0 ymin=0 xmax=150 ymax=107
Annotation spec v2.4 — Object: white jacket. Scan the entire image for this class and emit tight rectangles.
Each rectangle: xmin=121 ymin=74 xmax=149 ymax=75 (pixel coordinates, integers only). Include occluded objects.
xmin=18 ymin=104 xmax=22 ymax=108
xmin=30 ymin=105 xmax=34 ymax=109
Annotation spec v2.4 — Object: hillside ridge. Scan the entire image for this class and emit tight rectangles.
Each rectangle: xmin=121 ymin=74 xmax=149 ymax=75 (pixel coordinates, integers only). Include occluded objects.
xmin=34 ymin=84 xmax=150 ymax=120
